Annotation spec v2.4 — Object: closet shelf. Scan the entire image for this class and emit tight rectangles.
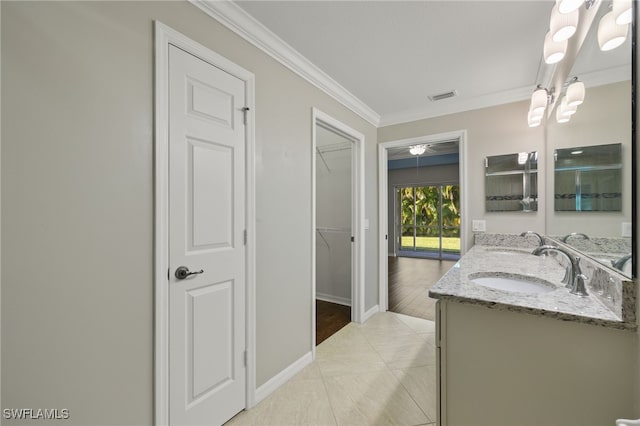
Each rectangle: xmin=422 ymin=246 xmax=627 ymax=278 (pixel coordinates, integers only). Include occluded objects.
xmin=316 ymin=226 xmax=350 ymax=234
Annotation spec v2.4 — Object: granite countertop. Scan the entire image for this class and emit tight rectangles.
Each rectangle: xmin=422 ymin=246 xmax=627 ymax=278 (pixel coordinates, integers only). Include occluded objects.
xmin=429 ymin=245 xmax=635 ymax=330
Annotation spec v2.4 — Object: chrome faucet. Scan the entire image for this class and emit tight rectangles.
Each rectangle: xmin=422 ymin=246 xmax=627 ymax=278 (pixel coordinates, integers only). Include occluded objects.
xmin=520 ymin=231 xmax=545 ymax=247
xmin=612 ymin=253 xmax=632 ymax=271
xmin=560 ymin=232 xmax=589 ymax=243
xmin=532 ymin=245 xmax=589 ymax=297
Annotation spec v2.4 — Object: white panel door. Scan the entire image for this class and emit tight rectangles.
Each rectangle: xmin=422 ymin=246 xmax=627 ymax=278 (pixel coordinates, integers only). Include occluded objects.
xmin=168 ymin=44 xmax=246 ymax=426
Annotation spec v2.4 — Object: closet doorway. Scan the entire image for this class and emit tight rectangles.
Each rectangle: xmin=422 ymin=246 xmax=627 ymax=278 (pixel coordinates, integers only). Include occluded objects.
xmin=312 ymin=109 xmax=364 ymax=348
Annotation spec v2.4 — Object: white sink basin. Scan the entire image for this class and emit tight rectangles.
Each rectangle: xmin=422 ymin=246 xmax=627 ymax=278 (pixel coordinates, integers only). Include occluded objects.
xmin=468 ymin=272 xmax=556 ymax=294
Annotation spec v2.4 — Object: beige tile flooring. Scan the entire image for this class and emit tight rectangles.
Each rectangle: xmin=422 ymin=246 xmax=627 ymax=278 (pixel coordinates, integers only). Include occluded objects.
xmin=227 ymin=312 xmax=436 ymax=426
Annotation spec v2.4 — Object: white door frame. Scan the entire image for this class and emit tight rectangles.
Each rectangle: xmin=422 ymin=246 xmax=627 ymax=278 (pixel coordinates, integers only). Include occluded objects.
xmin=154 ymin=22 xmax=256 ymax=424
xmin=377 ymin=130 xmax=467 ymax=312
xmin=311 ymin=108 xmax=365 ymax=354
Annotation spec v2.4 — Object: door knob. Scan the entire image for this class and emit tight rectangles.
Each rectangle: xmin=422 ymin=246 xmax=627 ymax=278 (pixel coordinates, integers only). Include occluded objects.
xmin=175 ymin=266 xmax=204 ymax=280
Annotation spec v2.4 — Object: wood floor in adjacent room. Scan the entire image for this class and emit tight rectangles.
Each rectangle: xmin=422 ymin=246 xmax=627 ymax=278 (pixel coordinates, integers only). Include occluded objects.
xmin=316 ymin=299 xmax=351 ymax=345
xmin=388 ymin=256 xmax=457 ymax=321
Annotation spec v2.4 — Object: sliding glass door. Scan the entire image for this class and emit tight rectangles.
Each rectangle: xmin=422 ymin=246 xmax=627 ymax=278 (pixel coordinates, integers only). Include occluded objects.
xmin=397 ymin=184 xmax=460 ymax=259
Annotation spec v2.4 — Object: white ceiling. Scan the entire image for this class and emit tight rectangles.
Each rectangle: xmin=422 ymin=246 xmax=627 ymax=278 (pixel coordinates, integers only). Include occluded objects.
xmin=232 ymin=0 xmax=631 ymax=126
xmin=235 ymin=0 xmax=555 ymax=124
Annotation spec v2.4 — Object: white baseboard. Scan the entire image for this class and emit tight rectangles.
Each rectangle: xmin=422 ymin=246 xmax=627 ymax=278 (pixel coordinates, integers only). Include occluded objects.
xmin=362 ymin=304 xmax=380 ymax=322
xmin=316 ymin=292 xmax=351 ymax=306
xmin=253 ymin=351 xmax=313 ymax=405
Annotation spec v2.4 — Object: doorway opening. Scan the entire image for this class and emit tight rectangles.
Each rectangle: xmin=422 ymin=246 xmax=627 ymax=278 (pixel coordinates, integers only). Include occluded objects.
xmin=312 ymin=109 xmax=364 ymax=350
xmin=378 ymin=131 xmax=467 ymax=318
xmin=315 ymin=124 xmax=353 ymax=344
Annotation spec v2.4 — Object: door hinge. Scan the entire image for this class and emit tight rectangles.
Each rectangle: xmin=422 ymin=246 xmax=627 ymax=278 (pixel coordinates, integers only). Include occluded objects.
xmin=351 ymin=236 xmax=355 ymax=242
xmin=244 ymin=229 xmax=247 ymax=245
xmin=242 ymin=107 xmax=250 ymax=125
xmin=243 ymin=350 xmax=247 ymax=367
xmin=167 ymin=268 xmax=170 ymax=280
xmin=385 ymin=234 xmax=388 ymax=240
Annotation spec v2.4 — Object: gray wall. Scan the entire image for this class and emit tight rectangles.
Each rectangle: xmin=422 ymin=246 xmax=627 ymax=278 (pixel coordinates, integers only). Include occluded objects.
xmin=387 ymin=164 xmax=459 ymax=254
xmin=1 ymin=1 xmax=378 ymax=424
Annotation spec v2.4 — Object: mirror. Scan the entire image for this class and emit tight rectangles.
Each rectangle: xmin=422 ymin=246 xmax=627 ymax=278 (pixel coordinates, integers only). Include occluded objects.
xmin=485 ymin=151 xmax=538 ymax=212
xmin=545 ymin=0 xmax=633 ymax=277
xmin=554 ymin=143 xmax=622 ymax=212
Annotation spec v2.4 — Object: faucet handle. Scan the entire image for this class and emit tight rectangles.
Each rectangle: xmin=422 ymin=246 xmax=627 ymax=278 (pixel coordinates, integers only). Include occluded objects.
xmin=570 ymin=273 xmax=589 ymax=297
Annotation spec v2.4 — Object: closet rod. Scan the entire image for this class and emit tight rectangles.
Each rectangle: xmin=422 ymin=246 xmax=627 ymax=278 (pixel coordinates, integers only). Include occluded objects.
xmin=317 ymin=141 xmax=352 ymax=155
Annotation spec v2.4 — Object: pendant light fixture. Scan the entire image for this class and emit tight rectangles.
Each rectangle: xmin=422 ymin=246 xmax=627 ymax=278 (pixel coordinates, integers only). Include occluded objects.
xmin=556 ymin=0 xmax=583 ymax=14
xmin=543 ymin=31 xmax=567 ymax=64
xmin=550 ymin=4 xmax=579 ymax=42
xmin=598 ymin=10 xmax=629 ymax=51
xmin=612 ymin=0 xmax=633 ymax=25
xmin=529 ymin=108 xmax=544 ymax=121
xmin=559 ymin=97 xmax=578 ymax=116
xmin=530 ymin=86 xmax=549 ymax=114
xmin=528 ymin=109 xmax=543 ymax=128
xmin=556 ymin=106 xmax=571 ymax=123
xmin=566 ymin=79 xmax=585 ymax=106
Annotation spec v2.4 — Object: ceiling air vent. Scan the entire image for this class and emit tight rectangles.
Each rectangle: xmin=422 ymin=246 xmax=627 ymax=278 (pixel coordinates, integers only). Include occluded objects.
xmin=428 ymin=90 xmax=457 ymax=102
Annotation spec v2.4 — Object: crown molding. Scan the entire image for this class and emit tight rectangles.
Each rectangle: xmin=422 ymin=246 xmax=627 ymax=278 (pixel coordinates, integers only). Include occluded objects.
xmin=190 ymin=0 xmax=381 ymax=127
xmin=579 ymin=64 xmax=632 ymax=88
xmin=189 ymin=0 xmax=630 ymax=130
xmin=379 ymin=85 xmax=534 ymax=128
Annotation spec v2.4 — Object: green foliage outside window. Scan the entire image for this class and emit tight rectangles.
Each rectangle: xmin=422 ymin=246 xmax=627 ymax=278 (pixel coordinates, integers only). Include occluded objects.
xmin=400 ymin=185 xmax=461 ymax=253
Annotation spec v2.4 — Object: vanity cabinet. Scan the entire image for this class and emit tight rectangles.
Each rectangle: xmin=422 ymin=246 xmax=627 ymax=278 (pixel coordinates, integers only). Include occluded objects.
xmin=436 ymin=300 xmax=637 ymax=426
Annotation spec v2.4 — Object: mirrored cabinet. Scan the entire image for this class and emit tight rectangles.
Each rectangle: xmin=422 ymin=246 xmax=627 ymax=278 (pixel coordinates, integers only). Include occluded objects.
xmin=485 ymin=151 xmax=538 ymax=212
xmin=554 ymin=143 xmax=622 ymax=212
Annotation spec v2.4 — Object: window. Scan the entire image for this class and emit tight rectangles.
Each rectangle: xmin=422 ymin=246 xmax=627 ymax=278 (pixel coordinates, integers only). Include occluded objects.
xmin=397 ymin=184 xmax=460 ymax=259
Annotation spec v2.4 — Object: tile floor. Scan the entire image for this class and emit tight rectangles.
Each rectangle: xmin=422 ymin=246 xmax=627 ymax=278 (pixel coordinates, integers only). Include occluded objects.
xmin=227 ymin=311 xmax=437 ymax=426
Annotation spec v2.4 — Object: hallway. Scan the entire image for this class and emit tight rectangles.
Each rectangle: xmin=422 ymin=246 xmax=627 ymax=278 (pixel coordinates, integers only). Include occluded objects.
xmin=227 ymin=312 xmax=437 ymax=425
xmin=388 ymin=256 xmax=457 ymax=321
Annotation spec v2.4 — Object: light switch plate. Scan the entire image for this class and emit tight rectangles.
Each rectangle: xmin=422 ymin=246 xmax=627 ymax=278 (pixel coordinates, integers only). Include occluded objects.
xmin=364 ymin=218 xmax=370 ymax=230
xmin=472 ymin=220 xmax=486 ymax=232
xmin=622 ymin=222 xmax=632 ymax=237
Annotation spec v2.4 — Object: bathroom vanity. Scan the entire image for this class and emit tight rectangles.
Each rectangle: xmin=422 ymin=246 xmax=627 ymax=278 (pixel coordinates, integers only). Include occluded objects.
xmin=430 ymin=237 xmax=637 ymax=426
